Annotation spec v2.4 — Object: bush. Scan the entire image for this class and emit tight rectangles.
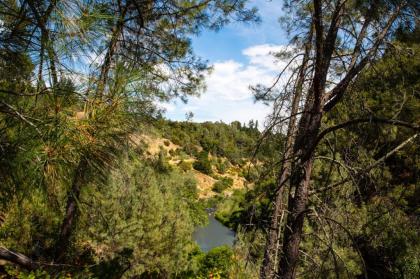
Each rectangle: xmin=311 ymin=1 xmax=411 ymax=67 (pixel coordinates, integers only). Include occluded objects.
xmin=178 ymin=160 xmax=192 ymax=172
xmin=215 ymin=159 xmax=229 ymax=174
xmin=176 ymin=149 xmax=189 ymax=159
xmin=154 ymin=151 xmax=172 ymax=173
xmin=183 ymin=145 xmax=200 ymax=157
xmin=212 ymin=177 xmax=233 ymax=193
xmin=193 ymin=151 xmax=212 ymax=175
xmin=163 ymin=140 xmax=171 ymax=146
xmin=198 ymin=246 xmax=234 ymax=278
xmin=242 ymin=167 xmax=259 ymax=182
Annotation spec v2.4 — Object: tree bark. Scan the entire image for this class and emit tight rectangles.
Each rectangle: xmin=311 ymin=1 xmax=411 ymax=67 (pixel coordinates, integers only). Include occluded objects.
xmin=261 ymin=24 xmax=313 ymax=279
xmin=54 ymin=156 xmax=88 ymax=261
xmin=0 ymin=247 xmax=38 ymax=270
xmin=27 ymin=0 xmax=58 ymax=87
xmin=278 ymin=101 xmax=323 ymax=278
xmin=96 ymin=5 xmax=128 ymax=99
xmin=274 ymin=1 xmax=341 ymax=276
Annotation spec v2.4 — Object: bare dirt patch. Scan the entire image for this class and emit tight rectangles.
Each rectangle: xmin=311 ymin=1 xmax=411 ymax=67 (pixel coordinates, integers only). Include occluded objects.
xmin=193 ymin=170 xmax=217 ymax=199
xmin=131 ymin=134 xmax=180 ymax=155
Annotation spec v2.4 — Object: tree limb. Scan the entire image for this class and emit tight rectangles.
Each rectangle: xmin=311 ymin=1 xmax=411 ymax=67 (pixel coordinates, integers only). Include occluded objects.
xmin=323 ymin=3 xmax=404 ymax=112
xmin=316 ymin=116 xmax=419 ymax=146
xmin=0 ymin=247 xmax=38 ymax=270
xmin=311 ymin=133 xmax=419 ymax=195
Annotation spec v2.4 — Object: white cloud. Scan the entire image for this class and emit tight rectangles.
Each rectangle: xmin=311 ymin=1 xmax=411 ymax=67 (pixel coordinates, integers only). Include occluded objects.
xmin=163 ymin=43 xmax=291 ymax=128
xmin=159 ymin=102 xmax=176 ymax=112
xmin=203 ymin=60 xmax=267 ymax=101
xmin=201 ymin=44 xmax=289 ymax=102
xmin=243 ymin=44 xmax=290 ymax=71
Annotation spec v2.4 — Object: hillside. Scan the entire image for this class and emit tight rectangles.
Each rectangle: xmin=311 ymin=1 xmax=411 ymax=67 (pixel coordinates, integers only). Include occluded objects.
xmin=137 ymin=120 xmax=267 ymax=199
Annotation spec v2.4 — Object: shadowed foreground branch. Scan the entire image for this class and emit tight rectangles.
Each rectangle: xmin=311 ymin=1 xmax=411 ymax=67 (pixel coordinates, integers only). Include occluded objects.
xmin=0 ymin=247 xmax=38 ymax=270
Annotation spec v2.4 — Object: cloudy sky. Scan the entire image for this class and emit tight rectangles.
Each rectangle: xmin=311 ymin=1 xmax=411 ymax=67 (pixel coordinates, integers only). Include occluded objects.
xmin=163 ymin=0 xmax=288 ymax=127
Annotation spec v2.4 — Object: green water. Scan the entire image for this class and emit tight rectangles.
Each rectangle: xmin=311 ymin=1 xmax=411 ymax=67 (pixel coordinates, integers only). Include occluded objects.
xmin=193 ymin=215 xmax=236 ymax=252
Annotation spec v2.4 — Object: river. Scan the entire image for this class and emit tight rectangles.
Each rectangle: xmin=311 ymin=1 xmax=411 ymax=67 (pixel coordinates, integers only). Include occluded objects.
xmin=193 ymin=214 xmax=236 ymax=252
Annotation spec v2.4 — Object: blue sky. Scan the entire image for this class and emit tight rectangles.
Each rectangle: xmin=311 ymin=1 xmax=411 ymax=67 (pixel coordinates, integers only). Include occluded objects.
xmin=163 ymin=0 xmax=288 ymax=127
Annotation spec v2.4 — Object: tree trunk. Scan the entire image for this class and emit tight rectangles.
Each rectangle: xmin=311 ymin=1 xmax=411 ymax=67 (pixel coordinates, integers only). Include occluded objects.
xmin=260 ymin=66 xmax=305 ymax=279
xmin=96 ymin=5 xmax=128 ymax=99
xmin=277 ymin=99 xmax=323 ymax=278
xmin=277 ymin=158 xmax=314 ymax=279
xmin=54 ymin=156 xmax=88 ymax=261
xmin=261 ymin=26 xmax=313 ymax=279
xmin=260 ymin=165 xmax=291 ymax=278
xmin=27 ymin=0 xmax=58 ymax=87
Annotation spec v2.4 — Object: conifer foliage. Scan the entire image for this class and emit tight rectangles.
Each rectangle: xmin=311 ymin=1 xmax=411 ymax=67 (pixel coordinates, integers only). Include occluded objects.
xmin=0 ymin=0 xmax=257 ymax=276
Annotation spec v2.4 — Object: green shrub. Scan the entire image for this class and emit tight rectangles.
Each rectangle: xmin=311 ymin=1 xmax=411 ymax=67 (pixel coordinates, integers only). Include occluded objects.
xmin=154 ymin=151 xmax=172 ymax=173
xmin=212 ymin=177 xmax=233 ymax=193
xmin=215 ymin=159 xmax=229 ymax=174
xmin=214 ymin=189 xmax=246 ymax=228
xmin=198 ymin=246 xmax=234 ymax=278
xmin=178 ymin=160 xmax=192 ymax=172
xmin=177 ymin=149 xmax=189 ymax=159
xmin=242 ymin=167 xmax=259 ymax=182
xmin=193 ymin=151 xmax=212 ymax=175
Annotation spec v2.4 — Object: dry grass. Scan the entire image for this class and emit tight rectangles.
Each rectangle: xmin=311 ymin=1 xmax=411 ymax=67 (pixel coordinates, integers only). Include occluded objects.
xmin=193 ymin=170 xmax=217 ymax=199
xmin=138 ymin=134 xmax=180 ymax=155
xmin=131 ymin=134 xmax=251 ymax=199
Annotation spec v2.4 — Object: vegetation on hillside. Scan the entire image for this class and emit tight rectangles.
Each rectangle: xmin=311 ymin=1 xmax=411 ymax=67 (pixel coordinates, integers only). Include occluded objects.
xmin=156 ymin=119 xmax=271 ymax=164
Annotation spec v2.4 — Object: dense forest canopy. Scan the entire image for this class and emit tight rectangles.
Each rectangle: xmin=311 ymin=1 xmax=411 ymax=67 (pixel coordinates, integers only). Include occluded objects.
xmin=0 ymin=0 xmax=419 ymax=278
